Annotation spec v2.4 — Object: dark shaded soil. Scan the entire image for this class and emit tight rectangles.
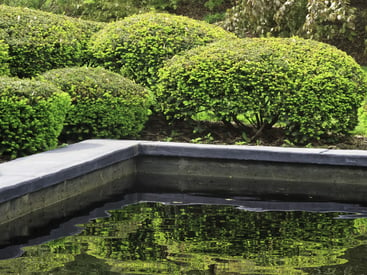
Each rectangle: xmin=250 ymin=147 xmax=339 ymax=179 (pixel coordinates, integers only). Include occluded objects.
xmin=137 ymin=114 xmax=367 ymax=150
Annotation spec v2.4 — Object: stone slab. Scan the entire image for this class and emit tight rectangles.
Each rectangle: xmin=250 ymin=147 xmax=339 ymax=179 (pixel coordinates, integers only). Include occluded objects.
xmin=1 ymin=139 xmax=367 ymax=205
xmin=0 ymin=140 xmax=140 ymax=203
xmin=139 ymin=141 xmax=367 ymax=167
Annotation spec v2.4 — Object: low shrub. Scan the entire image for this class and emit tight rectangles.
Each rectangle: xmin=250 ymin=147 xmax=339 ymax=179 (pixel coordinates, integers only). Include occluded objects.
xmin=354 ymin=104 xmax=367 ymax=136
xmin=0 ymin=39 xmax=9 ymax=76
xmin=88 ymin=12 xmax=235 ymax=87
xmin=156 ymin=37 xmax=367 ymax=144
xmin=0 ymin=77 xmax=71 ymax=159
xmin=0 ymin=0 xmax=231 ymax=23
xmin=354 ymin=67 xmax=367 ymax=136
xmin=0 ymin=5 xmax=105 ymax=78
xmin=38 ymin=67 xmax=152 ymax=141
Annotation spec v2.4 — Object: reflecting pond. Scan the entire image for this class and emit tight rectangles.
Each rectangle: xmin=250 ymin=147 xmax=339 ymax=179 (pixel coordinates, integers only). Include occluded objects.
xmin=1 ymin=193 xmax=367 ymax=274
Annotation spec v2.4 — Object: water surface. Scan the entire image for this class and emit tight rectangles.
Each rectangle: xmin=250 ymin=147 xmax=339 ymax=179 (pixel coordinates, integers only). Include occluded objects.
xmin=1 ymin=193 xmax=367 ymax=274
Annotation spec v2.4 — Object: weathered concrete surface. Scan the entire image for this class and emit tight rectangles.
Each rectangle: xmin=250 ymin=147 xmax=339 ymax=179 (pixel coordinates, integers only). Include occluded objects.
xmin=0 ymin=160 xmax=135 ymax=224
xmin=139 ymin=141 xmax=367 ymax=167
xmin=0 ymin=140 xmax=140 ymax=204
xmin=136 ymin=156 xmax=367 ymax=202
xmin=0 ymin=140 xmax=139 ymax=224
xmin=1 ymin=139 xmax=367 ymax=224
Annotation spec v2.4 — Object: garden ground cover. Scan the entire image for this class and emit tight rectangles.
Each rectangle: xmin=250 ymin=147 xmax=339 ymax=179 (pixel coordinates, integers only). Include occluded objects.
xmin=137 ymin=113 xmax=367 ymax=149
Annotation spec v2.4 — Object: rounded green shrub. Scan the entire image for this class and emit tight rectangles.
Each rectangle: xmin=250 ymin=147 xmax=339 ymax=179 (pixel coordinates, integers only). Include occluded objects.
xmin=156 ymin=37 xmax=367 ymax=144
xmin=0 ymin=5 xmax=105 ymax=78
xmin=0 ymin=39 xmax=9 ymax=76
xmin=0 ymin=77 xmax=71 ymax=159
xmin=38 ymin=67 xmax=152 ymax=141
xmin=354 ymin=103 xmax=367 ymax=136
xmin=88 ymin=12 xmax=236 ymax=87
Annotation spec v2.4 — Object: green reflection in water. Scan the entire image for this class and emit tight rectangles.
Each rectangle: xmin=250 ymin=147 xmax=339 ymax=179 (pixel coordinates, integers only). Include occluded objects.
xmin=1 ymin=202 xmax=367 ymax=274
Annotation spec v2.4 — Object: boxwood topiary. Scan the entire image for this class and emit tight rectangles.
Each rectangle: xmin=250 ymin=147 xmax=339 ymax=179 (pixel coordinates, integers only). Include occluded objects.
xmin=0 ymin=39 xmax=9 ymax=76
xmin=38 ymin=67 xmax=152 ymax=141
xmin=0 ymin=77 xmax=71 ymax=159
xmin=0 ymin=5 xmax=105 ymax=78
xmin=156 ymin=37 xmax=367 ymax=144
xmin=88 ymin=12 xmax=236 ymax=87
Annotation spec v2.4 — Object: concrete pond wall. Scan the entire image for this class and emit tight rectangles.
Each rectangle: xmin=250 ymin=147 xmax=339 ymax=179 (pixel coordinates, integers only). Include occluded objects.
xmin=1 ymin=139 xmax=367 ymax=226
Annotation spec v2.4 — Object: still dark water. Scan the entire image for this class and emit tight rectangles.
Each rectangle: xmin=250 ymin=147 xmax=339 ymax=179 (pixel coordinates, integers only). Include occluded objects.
xmin=1 ymin=193 xmax=367 ymax=274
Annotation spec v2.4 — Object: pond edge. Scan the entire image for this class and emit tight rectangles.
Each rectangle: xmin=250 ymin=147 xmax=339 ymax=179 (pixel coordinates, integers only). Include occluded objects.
xmin=1 ymin=139 xmax=367 ymax=206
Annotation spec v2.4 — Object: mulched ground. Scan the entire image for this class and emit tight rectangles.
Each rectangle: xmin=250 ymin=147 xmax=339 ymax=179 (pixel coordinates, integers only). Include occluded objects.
xmin=137 ymin=114 xmax=367 ymax=150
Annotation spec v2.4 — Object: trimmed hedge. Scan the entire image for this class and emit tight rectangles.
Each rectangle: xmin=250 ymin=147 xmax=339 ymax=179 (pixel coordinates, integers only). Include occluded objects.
xmin=0 ymin=77 xmax=71 ymax=159
xmin=0 ymin=5 xmax=105 ymax=78
xmin=156 ymin=37 xmax=367 ymax=144
xmin=38 ymin=67 xmax=152 ymax=141
xmin=355 ymin=103 xmax=367 ymax=136
xmin=0 ymin=39 xmax=9 ymax=76
xmin=88 ymin=12 xmax=236 ymax=87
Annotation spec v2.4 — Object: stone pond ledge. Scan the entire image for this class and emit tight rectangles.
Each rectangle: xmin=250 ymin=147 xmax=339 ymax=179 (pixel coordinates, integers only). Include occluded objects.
xmin=139 ymin=141 xmax=367 ymax=166
xmin=1 ymin=139 xmax=367 ymax=224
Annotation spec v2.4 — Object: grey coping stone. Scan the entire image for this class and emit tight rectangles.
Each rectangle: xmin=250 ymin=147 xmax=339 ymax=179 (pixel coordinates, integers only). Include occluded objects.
xmin=0 ymin=140 xmax=140 ymax=203
xmin=139 ymin=141 xmax=367 ymax=166
xmin=1 ymin=139 xmax=367 ymax=204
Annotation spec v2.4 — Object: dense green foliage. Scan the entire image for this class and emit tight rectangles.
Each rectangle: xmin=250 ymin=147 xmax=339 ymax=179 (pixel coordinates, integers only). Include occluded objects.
xmin=88 ymin=12 xmax=236 ymax=87
xmin=0 ymin=0 xmax=233 ymax=23
xmin=0 ymin=77 xmax=70 ymax=158
xmin=221 ymin=0 xmax=367 ymax=64
xmin=0 ymin=0 xmax=149 ymax=22
xmin=0 ymin=40 xmax=9 ymax=76
xmin=39 ymin=67 xmax=152 ymax=141
xmin=355 ymin=66 xmax=367 ymax=135
xmin=156 ymin=37 xmax=367 ymax=144
xmin=222 ymin=0 xmax=355 ymax=39
xmin=0 ymin=5 xmax=104 ymax=78
xmin=1 ymin=201 xmax=366 ymax=273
